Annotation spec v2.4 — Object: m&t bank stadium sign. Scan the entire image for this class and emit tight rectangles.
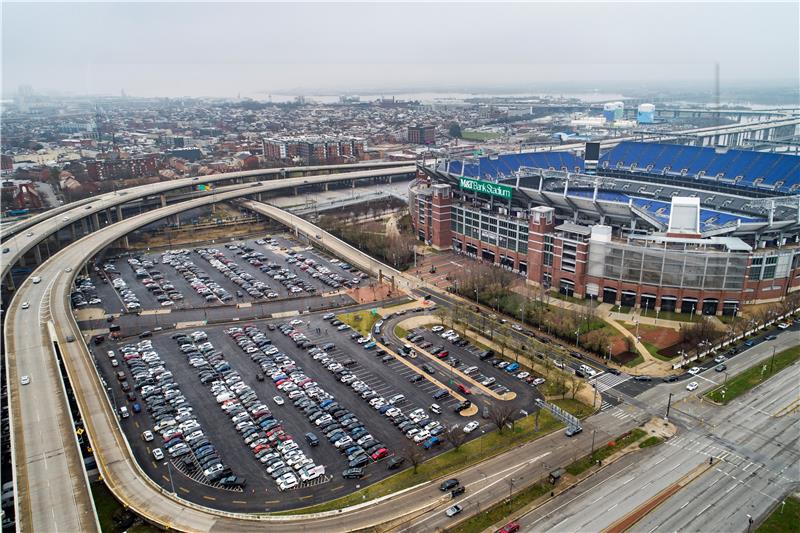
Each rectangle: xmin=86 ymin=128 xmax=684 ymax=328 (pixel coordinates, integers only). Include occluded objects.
xmin=458 ymin=177 xmax=513 ymax=200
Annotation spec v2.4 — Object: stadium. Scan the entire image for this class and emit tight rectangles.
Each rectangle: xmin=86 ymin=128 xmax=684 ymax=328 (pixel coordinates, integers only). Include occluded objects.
xmin=411 ymin=141 xmax=800 ymax=316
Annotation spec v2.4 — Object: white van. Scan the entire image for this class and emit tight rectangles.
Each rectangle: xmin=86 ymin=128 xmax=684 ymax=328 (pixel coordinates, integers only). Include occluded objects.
xmin=119 ymin=406 xmax=129 ymax=418
xmin=429 ymin=403 xmax=442 ymax=414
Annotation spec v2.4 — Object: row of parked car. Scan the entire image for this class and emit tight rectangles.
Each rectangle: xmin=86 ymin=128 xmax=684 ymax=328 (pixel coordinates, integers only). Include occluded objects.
xmin=293 ymin=254 xmax=365 ymax=290
xmin=266 ymin=322 xmax=391 ymax=479
xmin=179 ymin=329 xmax=320 ymax=491
xmin=318 ymin=315 xmax=454 ymax=450
xmin=71 ymin=276 xmax=102 ymax=308
xmin=128 ymin=256 xmax=185 ymax=307
xmin=160 ymin=251 xmax=234 ymax=304
xmin=116 ymin=338 xmax=236 ymax=485
xmin=111 ymin=274 xmax=142 ymax=311
xmin=196 ymin=248 xmax=279 ymax=299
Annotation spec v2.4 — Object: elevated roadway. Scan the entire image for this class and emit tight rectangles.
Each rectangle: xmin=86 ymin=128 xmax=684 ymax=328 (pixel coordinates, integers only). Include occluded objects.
xmin=0 ymin=160 xmax=408 ymax=243
xmin=0 ymin=162 xmax=412 ymax=284
xmin=6 ymin=174 xmax=617 ymax=532
xmin=4 ymin=166 xmax=413 ymax=532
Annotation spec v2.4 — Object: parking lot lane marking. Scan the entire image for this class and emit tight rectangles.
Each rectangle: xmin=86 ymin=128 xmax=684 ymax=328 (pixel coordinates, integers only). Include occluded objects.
xmin=134 ymin=421 xmax=140 ymax=428
xmin=203 ymin=495 xmax=217 ymax=501
xmin=179 ymin=487 xmax=190 ymax=494
xmin=162 ymin=475 xmax=170 ymax=483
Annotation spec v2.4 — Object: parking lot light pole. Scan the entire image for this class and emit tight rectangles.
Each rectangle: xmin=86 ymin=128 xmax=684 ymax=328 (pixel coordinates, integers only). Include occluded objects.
xmin=164 ymin=461 xmax=176 ymax=495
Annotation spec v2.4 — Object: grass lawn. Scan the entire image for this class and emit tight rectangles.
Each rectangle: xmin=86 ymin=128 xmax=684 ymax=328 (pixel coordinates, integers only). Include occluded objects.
xmin=552 ymin=398 xmax=595 ymax=419
xmin=757 ymin=495 xmax=800 ymax=533
xmin=337 ymin=309 xmax=380 ymax=336
xmin=565 ymin=428 xmax=646 ymax=476
xmin=706 ymin=346 xmax=800 ymax=404
xmin=449 ymin=481 xmax=551 ymax=533
xmin=274 ymin=411 xmax=562 ymax=515
xmin=640 ymin=308 xmax=698 ymax=323
xmin=640 ymin=339 xmax=677 ymax=362
xmin=624 ymin=353 xmax=645 ymax=367
xmin=394 ymin=324 xmax=408 ymax=339
xmin=639 ymin=436 xmax=664 ymax=448
xmin=461 ymin=130 xmax=500 ymax=141
xmin=91 ymin=481 xmax=158 ymax=533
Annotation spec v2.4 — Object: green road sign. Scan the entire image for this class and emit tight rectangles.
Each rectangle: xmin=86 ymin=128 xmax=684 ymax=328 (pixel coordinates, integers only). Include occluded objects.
xmin=458 ymin=177 xmax=512 ymax=200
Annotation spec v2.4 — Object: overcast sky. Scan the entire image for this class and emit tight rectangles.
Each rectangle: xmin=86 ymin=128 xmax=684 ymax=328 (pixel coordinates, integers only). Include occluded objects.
xmin=2 ymin=2 xmax=798 ymax=98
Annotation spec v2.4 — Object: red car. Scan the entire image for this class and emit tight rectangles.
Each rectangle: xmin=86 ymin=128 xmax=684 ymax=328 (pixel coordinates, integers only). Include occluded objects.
xmin=370 ymin=447 xmax=389 ymax=460
xmin=457 ymin=384 xmax=472 ymax=395
xmin=497 ymin=522 xmax=520 ymax=533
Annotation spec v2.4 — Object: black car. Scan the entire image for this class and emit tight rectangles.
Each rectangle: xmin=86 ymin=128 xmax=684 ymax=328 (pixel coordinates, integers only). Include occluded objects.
xmin=409 ymin=374 xmax=423 ymax=383
xmin=348 ymin=455 xmax=369 ymax=468
xmin=607 ymin=368 xmax=621 ymax=376
xmin=662 ymin=375 xmax=679 ymax=383
xmin=387 ymin=456 xmax=405 ymax=470
xmin=342 ymin=467 xmax=364 ymax=479
xmin=440 ymin=478 xmax=460 ymax=491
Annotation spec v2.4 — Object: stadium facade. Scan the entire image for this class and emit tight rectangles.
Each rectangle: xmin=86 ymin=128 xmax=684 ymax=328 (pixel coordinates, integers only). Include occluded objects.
xmin=412 ymin=142 xmax=800 ymax=315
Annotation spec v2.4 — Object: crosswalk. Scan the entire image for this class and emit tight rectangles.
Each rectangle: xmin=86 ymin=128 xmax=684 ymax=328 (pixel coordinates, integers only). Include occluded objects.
xmin=589 ymin=372 xmax=632 ymax=393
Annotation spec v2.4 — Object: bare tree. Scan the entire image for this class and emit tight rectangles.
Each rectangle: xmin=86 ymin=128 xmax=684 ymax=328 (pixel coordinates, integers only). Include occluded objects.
xmin=443 ymin=425 xmax=467 ymax=451
xmin=488 ymin=403 xmax=515 ymax=434
xmin=403 ymin=443 xmax=425 ymax=474
xmin=568 ymin=372 xmax=582 ymax=400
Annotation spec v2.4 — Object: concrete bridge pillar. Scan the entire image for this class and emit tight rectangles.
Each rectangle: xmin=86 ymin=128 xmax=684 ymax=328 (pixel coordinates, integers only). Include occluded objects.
xmin=91 ymin=212 xmax=100 ymax=230
xmin=34 ymin=244 xmax=42 ymax=265
xmin=119 ymin=235 xmax=130 ymax=248
xmin=105 ymin=208 xmax=113 ymax=224
xmin=116 ymin=205 xmax=123 ymax=222
xmin=71 ymin=223 xmax=78 ymax=241
xmin=324 ymin=183 xmax=329 ymax=192
xmin=352 ymin=180 xmax=356 ymax=189
xmin=81 ymin=217 xmax=89 ymax=235
xmin=160 ymin=194 xmax=167 ymax=208
xmin=4 ymin=272 xmax=15 ymax=291
xmin=294 ymin=187 xmax=299 ymax=196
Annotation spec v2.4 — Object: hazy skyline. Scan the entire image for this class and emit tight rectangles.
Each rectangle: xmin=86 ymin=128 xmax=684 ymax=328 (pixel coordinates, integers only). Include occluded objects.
xmin=3 ymin=2 xmax=798 ymax=99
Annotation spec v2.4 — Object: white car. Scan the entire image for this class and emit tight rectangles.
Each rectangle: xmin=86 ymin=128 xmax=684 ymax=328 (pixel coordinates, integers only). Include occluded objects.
xmin=431 ymin=325 xmax=444 ymax=333
xmin=152 ymin=448 xmax=164 ymax=460
xmin=273 ymin=396 xmax=285 ymax=405
xmin=20 ymin=375 xmax=30 ymax=385
xmin=686 ymin=381 xmax=699 ymax=391
xmin=463 ymin=421 xmax=480 ymax=433
xmin=142 ymin=430 xmax=154 ymax=442
xmin=516 ymin=372 xmax=530 ymax=380
xmin=21 ymin=302 xmax=30 ymax=310
xmin=688 ymin=367 xmax=701 ymax=375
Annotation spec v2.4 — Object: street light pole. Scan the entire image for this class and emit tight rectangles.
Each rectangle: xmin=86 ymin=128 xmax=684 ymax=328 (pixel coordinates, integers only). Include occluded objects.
xmin=770 ymin=346 xmax=776 ymax=374
xmin=665 ymin=392 xmax=673 ymax=421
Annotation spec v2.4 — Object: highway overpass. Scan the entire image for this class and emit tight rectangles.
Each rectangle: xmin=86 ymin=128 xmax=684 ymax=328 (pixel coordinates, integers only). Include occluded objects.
xmin=0 ymin=160 xmax=409 ymax=243
xmin=1 ymin=163 xmax=414 ymax=289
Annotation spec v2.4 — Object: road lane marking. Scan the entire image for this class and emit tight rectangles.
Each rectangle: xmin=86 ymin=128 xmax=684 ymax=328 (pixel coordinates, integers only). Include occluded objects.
xmin=265 ymin=499 xmax=280 ymax=504
xmin=202 ymin=495 xmax=216 ymax=501
xmin=525 ymin=463 xmax=636 ymax=528
xmin=680 ymin=501 xmax=690 ymax=510
xmin=607 ymin=503 xmax=618 ymax=512
xmin=330 ymin=484 xmax=344 ymax=492
xmin=696 ymin=503 xmax=711 ymax=516
xmin=179 ymin=487 xmax=189 ymax=494
xmin=233 ymin=500 xmax=247 ymax=504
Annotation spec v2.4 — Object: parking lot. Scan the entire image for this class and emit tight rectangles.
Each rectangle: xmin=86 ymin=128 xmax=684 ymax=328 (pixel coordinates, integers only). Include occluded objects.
xmin=88 ymin=297 xmax=541 ymax=511
xmin=86 ymin=234 xmax=370 ymax=315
